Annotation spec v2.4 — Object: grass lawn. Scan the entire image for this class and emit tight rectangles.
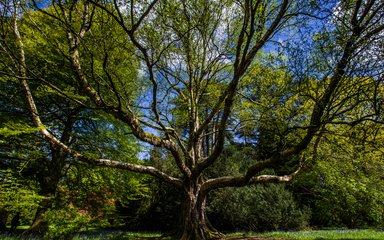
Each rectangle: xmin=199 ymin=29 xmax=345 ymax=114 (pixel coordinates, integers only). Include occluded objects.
xmin=1 ymin=229 xmax=384 ymax=239
xmin=229 ymin=229 xmax=384 ymax=239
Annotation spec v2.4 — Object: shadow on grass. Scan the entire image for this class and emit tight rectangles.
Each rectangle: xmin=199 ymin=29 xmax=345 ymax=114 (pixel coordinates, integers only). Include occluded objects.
xmin=0 ymin=228 xmax=44 ymax=240
xmin=103 ymin=234 xmax=175 ymax=240
xmin=72 ymin=230 xmax=177 ymax=240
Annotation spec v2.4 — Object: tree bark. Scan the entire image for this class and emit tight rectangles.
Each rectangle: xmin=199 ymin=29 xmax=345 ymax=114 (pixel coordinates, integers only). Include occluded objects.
xmin=24 ymin=196 xmax=52 ymax=235
xmin=26 ymin=179 xmax=61 ymax=235
xmin=25 ymin=148 xmax=65 ymax=235
xmin=175 ymin=182 xmax=223 ymax=240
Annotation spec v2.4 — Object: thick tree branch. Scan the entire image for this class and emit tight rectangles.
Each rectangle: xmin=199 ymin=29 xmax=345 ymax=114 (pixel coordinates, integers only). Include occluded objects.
xmin=202 ymin=162 xmax=302 ymax=192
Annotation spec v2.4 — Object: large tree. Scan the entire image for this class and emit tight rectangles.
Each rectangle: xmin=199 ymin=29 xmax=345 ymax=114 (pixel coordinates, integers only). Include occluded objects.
xmin=3 ymin=0 xmax=384 ymax=239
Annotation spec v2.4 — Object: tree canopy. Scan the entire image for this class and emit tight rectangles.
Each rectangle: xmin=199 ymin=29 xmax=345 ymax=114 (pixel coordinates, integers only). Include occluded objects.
xmin=1 ymin=0 xmax=383 ymax=239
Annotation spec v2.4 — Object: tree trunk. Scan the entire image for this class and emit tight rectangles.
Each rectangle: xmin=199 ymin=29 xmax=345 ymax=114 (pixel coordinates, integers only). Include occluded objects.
xmin=26 ymin=152 xmax=64 ymax=235
xmin=24 ymin=196 xmax=52 ymax=235
xmin=176 ymin=185 xmax=223 ymax=240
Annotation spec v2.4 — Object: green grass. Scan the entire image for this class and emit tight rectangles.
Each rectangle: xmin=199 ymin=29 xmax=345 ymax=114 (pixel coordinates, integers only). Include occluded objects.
xmin=1 ymin=229 xmax=384 ymax=239
xmin=230 ymin=229 xmax=384 ymax=239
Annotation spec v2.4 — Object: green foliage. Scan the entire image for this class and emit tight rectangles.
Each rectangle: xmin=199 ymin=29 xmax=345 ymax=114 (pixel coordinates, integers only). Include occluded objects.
xmin=45 ymin=208 xmax=93 ymax=239
xmin=0 ymin=170 xmax=43 ymax=223
xmin=62 ymin=165 xmax=152 ymax=229
xmin=0 ymin=122 xmax=38 ymax=141
xmin=22 ymin=4 xmax=141 ymax=108
xmin=209 ymin=183 xmax=310 ymax=231
xmin=293 ymin=122 xmax=384 ymax=228
xmin=61 ymin=112 xmax=151 ymax=228
xmin=234 ymin=59 xmax=312 ymax=158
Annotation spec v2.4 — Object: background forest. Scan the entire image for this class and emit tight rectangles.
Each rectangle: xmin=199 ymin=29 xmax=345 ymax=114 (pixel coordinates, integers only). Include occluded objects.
xmin=0 ymin=0 xmax=383 ymax=239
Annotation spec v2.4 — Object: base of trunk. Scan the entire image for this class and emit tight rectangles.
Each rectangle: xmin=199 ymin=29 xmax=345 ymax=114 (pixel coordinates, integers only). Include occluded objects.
xmin=24 ymin=216 xmax=48 ymax=235
xmin=24 ymin=207 xmax=49 ymax=236
xmin=175 ymin=226 xmax=224 ymax=240
xmin=176 ymin=200 xmax=225 ymax=240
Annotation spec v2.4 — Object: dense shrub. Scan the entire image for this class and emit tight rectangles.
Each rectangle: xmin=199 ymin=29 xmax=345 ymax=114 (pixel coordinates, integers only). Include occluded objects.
xmin=208 ymin=183 xmax=311 ymax=231
xmin=45 ymin=208 xmax=93 ymax=239
xmin=295 ymin=170 xmax=384 ymax=228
